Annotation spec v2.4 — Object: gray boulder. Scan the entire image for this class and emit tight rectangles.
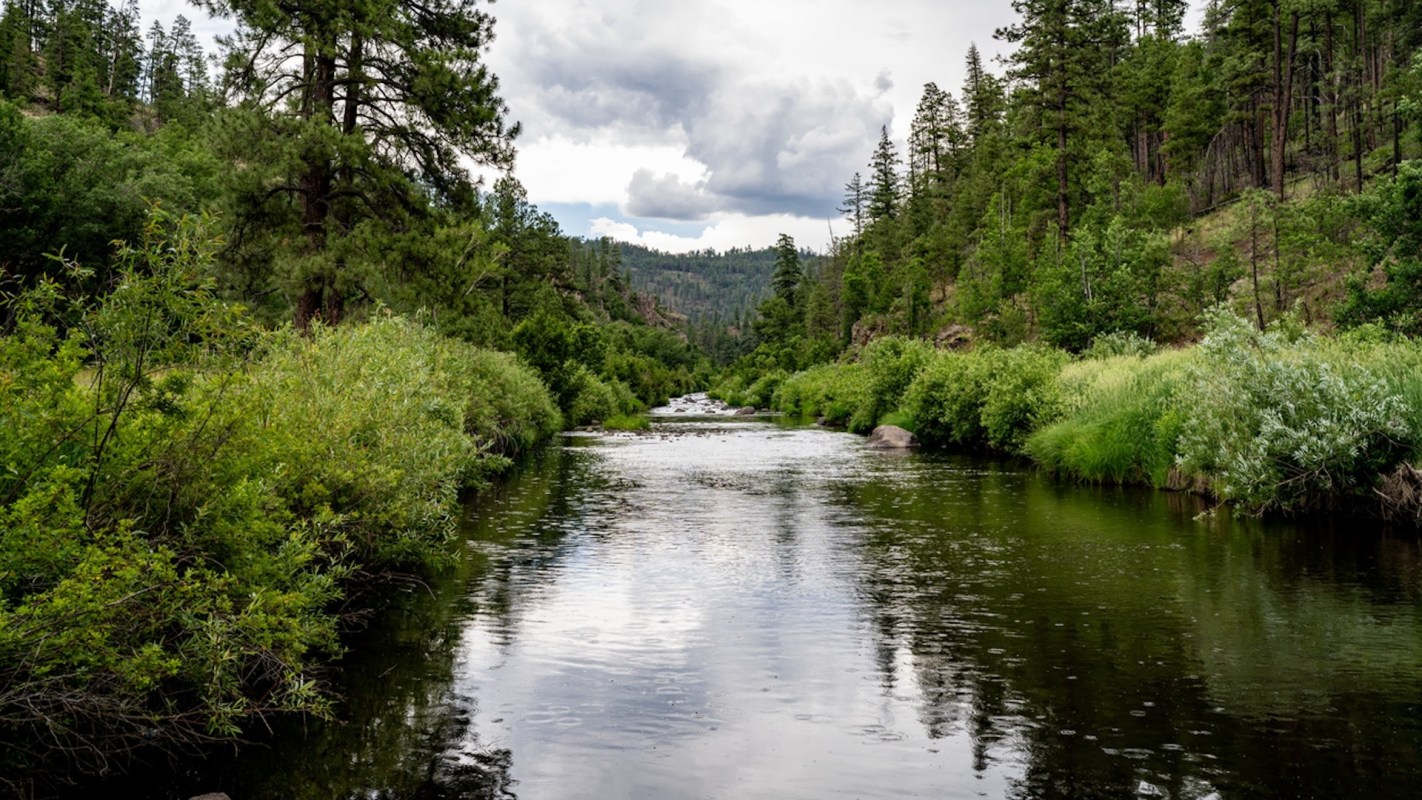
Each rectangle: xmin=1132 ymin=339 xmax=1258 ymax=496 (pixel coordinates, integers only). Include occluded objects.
xmin=734 ymin=406 xmax=757 ymax=416
xmin=866 ymin=425 xmax=919 ymax=449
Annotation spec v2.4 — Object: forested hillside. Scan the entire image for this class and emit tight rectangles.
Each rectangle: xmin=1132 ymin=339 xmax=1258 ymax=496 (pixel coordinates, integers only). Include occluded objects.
xmin=617 ymin=243 xmax=777 ymax=323
xmin=727 ymin=0 xmax=1422 ymax=370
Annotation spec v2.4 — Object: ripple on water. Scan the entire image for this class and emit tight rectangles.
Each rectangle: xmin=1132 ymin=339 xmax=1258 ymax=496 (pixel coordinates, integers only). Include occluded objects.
xmin=317 ymin=404 xmax=1422 ymax=800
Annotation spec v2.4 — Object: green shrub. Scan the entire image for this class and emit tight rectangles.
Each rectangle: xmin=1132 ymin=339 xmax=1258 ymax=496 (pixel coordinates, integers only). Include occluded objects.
xmin=1083 ymin=330 xmax=1159 ymax=359
xmin=744 ymin=369 xmax=788 ymax=409
xmin=773 ymin=362 xmax=869 ymax=427
xmin=708 ymin=373 xmax=747 ymax=406
xmin=978 ymin=347 xmax=1069 ymax=451
xmin=603 ymin=413 xmax=651 ymax=431
xmin=1176 ymin=308 xmax=1411 ymax=511
xmin=849 ymin=336 xmax=935 ymax=434
xmin=567 ymin=365 xmax=640 ymax=426
xmin=0 ymin=215 xmax=562 ymax=770
xmin=246 ymin=314 xmax=558 ymax=566
xmin=903 ymin=349 xmax=998 ymax=447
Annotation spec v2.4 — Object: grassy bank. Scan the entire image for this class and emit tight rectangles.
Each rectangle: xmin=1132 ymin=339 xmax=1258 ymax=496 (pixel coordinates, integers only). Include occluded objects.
xmin=0 ymin=224 xmax=561 ymax=782
xmin=726 ymin=315 xmax=1422 ymax=519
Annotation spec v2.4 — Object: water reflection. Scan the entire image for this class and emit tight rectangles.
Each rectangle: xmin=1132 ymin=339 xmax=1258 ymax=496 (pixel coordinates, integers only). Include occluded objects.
xmin=150 ymin=419 xmax=1422 ymax=799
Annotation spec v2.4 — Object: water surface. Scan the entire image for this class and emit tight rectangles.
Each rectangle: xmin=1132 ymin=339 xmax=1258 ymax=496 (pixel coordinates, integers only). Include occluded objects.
xmin=176 ymin=409 xmax=1422 ymax=799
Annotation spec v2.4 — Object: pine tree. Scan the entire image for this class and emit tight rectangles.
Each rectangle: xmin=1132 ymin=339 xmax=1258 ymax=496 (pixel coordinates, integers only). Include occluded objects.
xmin=771 ymin=233 xmax=803 ymax=307
xmin=997 ymin=0 xmax=1129 ymax=241
xmin=839 ymin=171 xmax=866 ymax=239
xmin=908 ymin=82 xmax=965 ymax=196
xmin=199 ymin=0 xmax=519 ymax=327
xmin=962 ymin=44 xmax=1004 ymax=146
xmin=866 ymin=126 xmax=901 ymax=222
xmin=0 ymin=1 xmax=38 ymax=99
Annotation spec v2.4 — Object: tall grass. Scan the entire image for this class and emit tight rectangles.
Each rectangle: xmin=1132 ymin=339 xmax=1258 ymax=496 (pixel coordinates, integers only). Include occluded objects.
xmin=1026 ymin=350 xmax=1193 ymax=486
xmin=1174 ymin=309 xmax=1411 ymax=512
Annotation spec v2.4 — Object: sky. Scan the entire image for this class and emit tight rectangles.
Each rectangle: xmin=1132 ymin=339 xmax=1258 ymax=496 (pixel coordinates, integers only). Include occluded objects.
xmin=137 ymin=1 xmax=1204 ymax=254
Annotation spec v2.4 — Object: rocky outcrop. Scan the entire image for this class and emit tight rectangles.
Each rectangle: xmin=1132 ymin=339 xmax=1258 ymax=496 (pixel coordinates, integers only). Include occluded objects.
xmin=934 ymin=324 xmax=973 ymax=349
xmin=866 ymin=425 xmax=919 ymax=449
xmin=734 ymin=406 xmax=757 ymax=416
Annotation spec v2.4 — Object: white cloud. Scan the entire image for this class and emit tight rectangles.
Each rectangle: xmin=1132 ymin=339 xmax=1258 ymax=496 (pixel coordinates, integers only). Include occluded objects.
xmin=487 ymin=0 xmax=1015 ymax=247
xmin=591 ymin=213 xmax=844 ymax=255
xmin=511 ymin=135 xmax=706 ymax=207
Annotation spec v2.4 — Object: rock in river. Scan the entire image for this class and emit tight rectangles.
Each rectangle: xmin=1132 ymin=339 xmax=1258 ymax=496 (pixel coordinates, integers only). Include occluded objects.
xmin=866 ymin=425 xmax=919 ymax=449
xmin=734 ymin=407 xmax=757 ymax=416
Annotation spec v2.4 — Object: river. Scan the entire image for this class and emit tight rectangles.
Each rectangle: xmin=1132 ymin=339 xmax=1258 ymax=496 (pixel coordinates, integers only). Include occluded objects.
xmin=146 ymin=397 xmax=1422 ymax=799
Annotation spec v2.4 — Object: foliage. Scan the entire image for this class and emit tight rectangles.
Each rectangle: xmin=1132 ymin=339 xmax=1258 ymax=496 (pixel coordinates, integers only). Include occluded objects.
xmin=567 ymin=365 xmax=640 ymax=427
xmin=1082 ymin=330 xmax=1159 ymax=359
xmin=1176 ymin=308 xmax=1411 ymax=512
xmin=602 ymin=414 xmax=651 ymax=432
xmin=773 ymin=362 xmax=869 ymax=427
xmin=0 ymin=214 xmax=559 ymax=774
xmin=1338 ymin=161 xmax=1422 ymax=334
xmin=848 ymin=336 xmax=935 ymax=434
xmin=203 ymin=0 xmax=518 ymax=327
xmin=0 ymin=102 xmax=222 ymax=304
xmin=1026 ymin=350 xmax=1191 ymax=485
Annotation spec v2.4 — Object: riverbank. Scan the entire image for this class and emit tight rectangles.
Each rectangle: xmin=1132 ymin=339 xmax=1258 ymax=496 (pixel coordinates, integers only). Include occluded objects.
xmin=0 ymin=248 xmax=561 ymax=788
xmin=714 ymin=311 xmax=1422 ymax=520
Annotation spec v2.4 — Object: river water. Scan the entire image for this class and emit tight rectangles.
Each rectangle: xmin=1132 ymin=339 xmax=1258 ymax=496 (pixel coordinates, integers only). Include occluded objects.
xmin=169 ymin=398 xmax=1421 ymax=799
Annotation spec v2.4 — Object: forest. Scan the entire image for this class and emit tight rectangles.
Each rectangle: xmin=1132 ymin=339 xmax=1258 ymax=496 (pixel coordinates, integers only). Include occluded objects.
xmin=2 ymin=0 xmax=1422 ymax=792
xmin=724 ymin=0 xmax=1422 ymax=365
xmin=712 ymin=0 xmax=1422 ymax=516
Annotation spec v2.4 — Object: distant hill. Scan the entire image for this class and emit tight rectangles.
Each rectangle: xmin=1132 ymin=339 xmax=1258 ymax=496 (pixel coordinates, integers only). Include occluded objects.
xmin=615 ymin=243 xmax=779 ymax=325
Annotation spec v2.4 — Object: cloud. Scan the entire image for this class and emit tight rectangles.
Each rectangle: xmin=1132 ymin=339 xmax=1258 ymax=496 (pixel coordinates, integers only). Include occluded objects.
xmin=625 ymin=170 xmax=718 ymax=221
xmin=492 ymin=1 xmax=895 ymax=222
xmin=507 ymin=136 xmax=705 ymax=207
xmin=143 ymin=0 xmax=1042 ymax=252
xmin=590 ymin=213 xmax=844 ymax=255
xmin=685 ymin=76 xmax=890 ymax=219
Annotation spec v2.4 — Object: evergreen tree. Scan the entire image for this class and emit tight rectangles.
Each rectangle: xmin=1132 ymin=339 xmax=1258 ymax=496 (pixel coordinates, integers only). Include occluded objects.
xmin=199 ymin=0 xmax=519 ymax=327
xmin=771 ymin=233 xmax=803 ymax=308
xmin=908 ymin=82 xmax=964 ymax=196
xmin=866 ymin=125 xmax=901 ymax=222
xmin=962 ymin=43 xmax=1004 ymax=146
xmin=0 ymin=1 xmax=37 ymax=99
xmin=840 ymin=171 xmax=866 ymax=240
xmin=997 ymin=0 xmax=1129 ymax=240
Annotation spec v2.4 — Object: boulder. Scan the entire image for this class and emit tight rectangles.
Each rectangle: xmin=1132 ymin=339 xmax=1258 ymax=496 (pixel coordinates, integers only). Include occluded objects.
xmin=734 ymin=406 xmax=757 ymax=416
xmin=866 ymin=425 xmax=919 ymax=449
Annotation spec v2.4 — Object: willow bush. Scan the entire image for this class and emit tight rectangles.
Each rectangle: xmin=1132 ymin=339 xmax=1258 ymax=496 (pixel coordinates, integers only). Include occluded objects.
xmin=0 ymin=214 xmax=560 ymax=776
xmin=1175 ymin=308 xmax=1412 ymax=512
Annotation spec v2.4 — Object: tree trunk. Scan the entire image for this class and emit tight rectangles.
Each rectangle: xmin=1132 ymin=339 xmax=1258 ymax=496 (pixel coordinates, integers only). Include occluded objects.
xmin=297 ymin=49 xmax=339 ymax=330
xmin=1324 ymin=10 xmax=1339 ymax=184
xmin=1393 ymin=104 xmax=1402 ymax=175
xmin=1250 ymin=197 xmax=1264 ymax=330
xmin=1352 ymin=0 xmax=1366 ymax=191
xmin=1057 ymin=81 xmax=1070 ymax=243
xmin=1271 ymin=9 xmax=1300 ymax=200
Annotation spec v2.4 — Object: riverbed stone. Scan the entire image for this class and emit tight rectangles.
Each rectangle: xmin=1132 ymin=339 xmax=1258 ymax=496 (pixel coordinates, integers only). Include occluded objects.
xmin=866 ymin=425 xmax=919 ymax=449
xmin=734 ymin=406 xmax=756 ymax=415
xmin=188 ymin=794 xmax=231 ymax=800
